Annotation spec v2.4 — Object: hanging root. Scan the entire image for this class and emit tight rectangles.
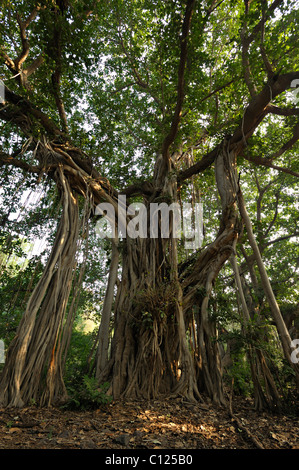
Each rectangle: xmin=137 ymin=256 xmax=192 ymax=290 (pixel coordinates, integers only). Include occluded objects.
xmin=0 ymin=166 xmax=81 ymax=407
xmin=107 ymin=277 xmax=203 ymax=402
xmin=227 ymin=385 xmax=264 ymax=449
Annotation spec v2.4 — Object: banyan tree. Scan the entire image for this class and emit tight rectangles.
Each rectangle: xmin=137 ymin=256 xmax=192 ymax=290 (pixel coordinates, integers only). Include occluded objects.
xmin=0 ymin=0 xmax=298 ymax=409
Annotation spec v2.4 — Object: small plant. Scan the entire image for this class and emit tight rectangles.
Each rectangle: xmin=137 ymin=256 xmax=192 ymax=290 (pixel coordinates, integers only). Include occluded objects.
xmin=47 ymin=426 xmax=54 ymax=440
xmin=62 ymin=376 xmax=112 ymax=410
xmin=29 ymin=397 xmax=37 ymax=406
xmin=225 ymin=354 xmax=253 ymax=397
xmin=132 ymin=282 xmax=177 ymax=330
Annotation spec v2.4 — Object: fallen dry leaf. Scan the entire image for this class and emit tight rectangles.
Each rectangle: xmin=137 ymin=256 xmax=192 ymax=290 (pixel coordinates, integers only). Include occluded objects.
xmin=0 ymin=396 xmax=298 ymax=450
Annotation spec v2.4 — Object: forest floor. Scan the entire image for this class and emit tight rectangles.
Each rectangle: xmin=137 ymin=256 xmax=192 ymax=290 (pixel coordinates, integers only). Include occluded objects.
xmin=0 ymin=395 xmax=298 ymax=451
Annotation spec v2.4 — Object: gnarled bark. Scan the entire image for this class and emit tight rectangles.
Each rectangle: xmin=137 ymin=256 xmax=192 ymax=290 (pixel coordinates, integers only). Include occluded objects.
xmin=237 ymin=188 xmax=299 ymax=389
xmin=230 ymin=245 xmax=280 ymax=410
xmin=181 ymin=141 xmax=242 ymax=404
xmin=0 ymin=167 xmax=80 ymax=407
xmin=96 ymin=141 xmax=243 ymax=405
xmin=95 ymin=237 xmax=119 ymax=379
xmin=97 ymin=166 xmax=203 ymax=402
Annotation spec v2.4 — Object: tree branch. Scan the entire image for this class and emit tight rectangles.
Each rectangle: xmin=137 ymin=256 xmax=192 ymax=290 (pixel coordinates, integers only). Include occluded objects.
xmin=240 ymin=1 xmax=258 ymax=97
xmin=264 ymin=231 xmax=299 ymax=248
xmin=270 ymin=121 xmax=299 ymax=160
xmin=25 ymin=54 xmax=44 ymax=77
xmin=243 ymin=153 xmax=299 ymax=178
xmin=0 ymin=85 xmax=64 ymax=138
xmin=205 ymin=0 xmax=226 ymax=16
xmin=0 ymin=47 xmax=16 ymax=73
xmin=241 ymin=30 xmax=257 ymax=97
xmin=247 ymin=0 xmax=284 ymax=44
xmin=264 ymin=192 xmax=279 ymax=238
xmin=230 ymin=72 xmax=299 ymax=149
xmin=177 ymin=145 xmax=220 ymax=184
xmin=51 ymin=72 xmax=68 ymax=135
xmin=199 ymin=79 xmax=236 ymax=104
xmin=0 ymin=150 xmax=40 ymax=173
xmin=121 ymin=180 xmax=154 ymax=197
xmin=240 ymin=0 xmax=285 ymax=96
xmin=117 ymin=31 xmax=163 ymax=112
xmin=161 ymin=0 xmax=196 ymax=165
xmin=267 ymin=104 xmax=299 ymax=116
xmin=259 ymin=0 xmax=274 ymax=78
xmin=15 ymin=7 xmax=40 ymax=68
xmin=1 ymin=7 xmax=43 ymax=89
xmin=177 ymin=72 xmax=299 ymax=184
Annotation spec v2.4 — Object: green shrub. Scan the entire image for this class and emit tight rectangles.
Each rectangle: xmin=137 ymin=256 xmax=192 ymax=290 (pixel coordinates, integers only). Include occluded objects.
xmin=64 ymin=329 xmax=96 ymax=387
xmin=225 ymin=353 xmax=253 ymax=397
xmin=62 ymin=375 xmax=112 ymax=410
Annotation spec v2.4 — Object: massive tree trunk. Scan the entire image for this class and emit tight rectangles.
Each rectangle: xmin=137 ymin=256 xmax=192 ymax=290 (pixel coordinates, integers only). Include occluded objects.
xmin=95 ymin=237 xmax=119 ymax=379
xmin=97 ymin=141 xmax=243 ymax=405
xmin=181 ymin=141 xmax=243 ymax=404
xmin=97 ymin=168 xmax=203 ymax=402
xmin=100 ymin=244 xmax=202 ymax=401
xmin=0 ymin=167 xmax=80 ymax=407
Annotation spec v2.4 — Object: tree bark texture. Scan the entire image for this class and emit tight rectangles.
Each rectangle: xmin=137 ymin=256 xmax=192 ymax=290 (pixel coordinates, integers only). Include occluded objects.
xmin=0 ymin=167 xmax=80 ymax=407
xmin=96 ymin=142 xmax=244 ymax=405
xmin=237 ymin=189 xmax=299 ymax=389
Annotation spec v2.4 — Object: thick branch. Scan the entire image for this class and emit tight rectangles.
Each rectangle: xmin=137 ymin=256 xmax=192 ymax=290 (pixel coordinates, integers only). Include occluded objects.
xmin=267 ymin=104 xmax=299 ymax=116
xmin=243 ymin=153 xmax=299 ymax=178
xmin=15 ymin=8 xmax=40 ymax=67
xmin=177 ymin=72 xmax=299 ymax=184
xmin=121 ymin=180 xmax=154 ymax=197
xmin=161 ymin=0 xmax=195 ymax=164
xmin=270 ymin=121 xmax=299 ymax=160
xmin=26 ymin=54 xmax=44 ymax=77
xmin=231 ymin=72 xmax=299 ymax=149
xmin=15 ymin=14 xmax=30 ymax=67
xmin=0 ymin=47 xmax=16 ymax=73
xmin=0 ymin=150 xmax=40 ymax=173
xmin=0 ymin=7 xmax=43 ymax=89
xmin=0 ymin=85 xmax=64 ymax=138
xmin=178 ymin=145 xmax=219 ymax=184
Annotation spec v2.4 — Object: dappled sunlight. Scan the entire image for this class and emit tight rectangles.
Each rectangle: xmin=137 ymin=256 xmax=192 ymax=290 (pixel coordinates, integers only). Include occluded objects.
xmin=135 ymin=408 xmax=223 ymax=447
xmin=0 ymin=398 xmax=298 ymax=449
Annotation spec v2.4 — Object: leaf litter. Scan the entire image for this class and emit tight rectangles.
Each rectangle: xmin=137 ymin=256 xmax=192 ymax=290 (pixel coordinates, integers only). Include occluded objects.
xmin=0 ymin=396 xmax=298 ymax=450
